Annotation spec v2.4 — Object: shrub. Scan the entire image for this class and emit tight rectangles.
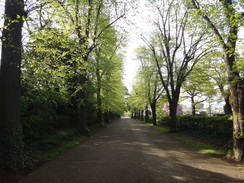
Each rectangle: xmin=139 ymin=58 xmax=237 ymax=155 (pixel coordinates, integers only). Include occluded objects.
xmin=178 ymin=115 xmax=233 ymax=148
xmin=157 ymin=115 xmax=171 ymax=126
xmin=25 ymin=128 xmax=77 ymax=153
xmin=157 ymin=115 xmax=233 ymax=149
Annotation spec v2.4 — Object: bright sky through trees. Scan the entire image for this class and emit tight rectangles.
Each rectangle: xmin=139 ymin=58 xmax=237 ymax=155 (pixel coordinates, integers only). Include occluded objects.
xmin=123 ymin=1 xmax=153 ymax=92
xmin=0 ymin=0 xmax=243 ymax=92
xmin=123 ymin=0 xmax=244 ymax=93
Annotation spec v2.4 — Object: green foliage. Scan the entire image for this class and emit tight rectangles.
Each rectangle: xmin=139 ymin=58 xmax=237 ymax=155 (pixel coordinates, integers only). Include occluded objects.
xmin=88 ymin=28 xmax=125 ymax=118
xmin=157 ymin=115 xmax=233 ymax=149
xmin=37 ymin=136 xmax=86 ymax=161
xmin=178 ymin=115 xmax=233 ymax=149
xmin=128 ymin=45 xmax=165 ymax=123
xmin=171 ymin=134 xmax=224 ymax=156
xmin=182 ymin=59 xmax=217 ymax=111
xmin=238 ymin=166 xmax=244 ymax=170
xmin=157 ymin=115 xmax=171 ymax=126
xmin=38 ymin=129 xmax=77 ymax=151
xmin=0 ymin=0 xmax=127 ymax=172
xmin=21 ymin=28 xmax=83 ymax=152
xmin=26 ymin=128 xmax=78 ymax=153
xmin=152 ymin=125 xmax=169 ymax=133
xmin=140 ymin=118 xmax=224 ymax=156
xmin=0 ymin=127 xmax=34 ymax=171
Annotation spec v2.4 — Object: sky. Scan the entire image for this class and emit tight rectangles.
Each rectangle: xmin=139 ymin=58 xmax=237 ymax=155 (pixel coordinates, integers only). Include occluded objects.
xmin=122 ymin=1 xmax=153 ymax=92
xmin=121 ymin=0 xmax=244 ymax=113
xmin=0 ymin=0 xmax=243 ymax=95
xmin=122 ymin=1 xmax=244 ymax=94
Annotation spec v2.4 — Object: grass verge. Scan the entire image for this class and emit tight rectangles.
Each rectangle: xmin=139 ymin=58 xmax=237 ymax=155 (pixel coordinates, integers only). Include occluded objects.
xmin=36 ymin=124 xmax=106 ymax=162
xmin=37 ymin=136 xmax=86 ymax=161
xmin=238 ymin=166 xmax=244 ymax=170
xmin=139 ymin=120 xmax=225 ymax=156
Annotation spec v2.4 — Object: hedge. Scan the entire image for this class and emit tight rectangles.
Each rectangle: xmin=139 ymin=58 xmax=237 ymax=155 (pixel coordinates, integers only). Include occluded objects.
xmin=159 ymin=115 xmax=233 ymax=149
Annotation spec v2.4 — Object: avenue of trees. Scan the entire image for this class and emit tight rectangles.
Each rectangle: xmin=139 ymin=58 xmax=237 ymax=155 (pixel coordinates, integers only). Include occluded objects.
xmin=1 ymin=0 xmax=244 ymax=172
xmin=127 ymin=0 xmax=244 ymax=162
xmin=0 ymin=0 xmax=127 ymax=171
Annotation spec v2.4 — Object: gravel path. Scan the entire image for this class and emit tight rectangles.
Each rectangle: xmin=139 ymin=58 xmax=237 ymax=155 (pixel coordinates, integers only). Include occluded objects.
xmin=18 ymin=117 xmax=244 ymax=183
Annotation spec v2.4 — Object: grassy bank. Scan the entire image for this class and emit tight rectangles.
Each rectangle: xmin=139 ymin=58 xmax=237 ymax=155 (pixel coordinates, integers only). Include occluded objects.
xmin=139 ymin=120 xmax=226 ymax=156
xmin=36 ymin=136 xmax=86 ymax=161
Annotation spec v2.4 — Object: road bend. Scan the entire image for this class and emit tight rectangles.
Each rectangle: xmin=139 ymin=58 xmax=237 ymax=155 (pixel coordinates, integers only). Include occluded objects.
xmin=18 ymin=117 xmax=244 ymax=183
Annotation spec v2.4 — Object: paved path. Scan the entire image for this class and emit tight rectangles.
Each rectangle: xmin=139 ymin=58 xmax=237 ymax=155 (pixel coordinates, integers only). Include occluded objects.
xmin=18 ymin=117 xmax=244 ymax=183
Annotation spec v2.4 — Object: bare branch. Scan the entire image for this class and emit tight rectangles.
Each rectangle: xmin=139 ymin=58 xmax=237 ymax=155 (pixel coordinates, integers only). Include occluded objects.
xmin=26 ymin=1 xmax=54 ymax=14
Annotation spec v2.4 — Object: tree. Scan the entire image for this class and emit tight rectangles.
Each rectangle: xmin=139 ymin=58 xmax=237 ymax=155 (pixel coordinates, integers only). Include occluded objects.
xmin=182 ymin=61 xmax=216 ymax=115
xmin=143 ymin=0 xmax=211 ymax=131
xmin=21 ymin=28 xmax=77 ymax=143
xmin=190 ymin=0 xmax=244 ymax=161
xmin=129 ymin=85 xmax=147 ymax=120
xmin=0 ymin=0 xmax=27 ymax=170
xmin=91 ymin=27 xmax=125 ymax=124
xmin=52 ymin=0 xmax=126 ymax=133
xmin=207 ymin=52 xmax=232 ymax=115
xmin=135 ymin=46 xmax=164 ymax=125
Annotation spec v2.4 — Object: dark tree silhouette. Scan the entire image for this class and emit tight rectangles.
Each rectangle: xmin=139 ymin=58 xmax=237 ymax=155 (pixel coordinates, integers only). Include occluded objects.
xmin=0 ymin=0 xmax=26 ymax=170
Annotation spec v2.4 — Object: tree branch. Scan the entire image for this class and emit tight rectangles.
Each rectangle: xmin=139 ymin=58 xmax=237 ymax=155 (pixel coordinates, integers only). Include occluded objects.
xmin=190 ymin=0 xmax=227 ymax=50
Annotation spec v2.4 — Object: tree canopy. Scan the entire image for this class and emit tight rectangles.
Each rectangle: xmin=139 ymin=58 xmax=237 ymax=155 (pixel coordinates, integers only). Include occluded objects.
xmin=0 ymin=0 xmax=127 ymax=170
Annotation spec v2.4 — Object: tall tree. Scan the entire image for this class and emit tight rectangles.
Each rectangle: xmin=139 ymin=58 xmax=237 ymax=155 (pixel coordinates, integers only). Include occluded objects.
xmin=136 ymin=46 xmax=164 ymax=125
xmin=129 ymin=83 xmax=148 ymax=120
xmin=190 ymin=0 xmax=244 ymax=161
xmin=206 ymin=52 xmax=232 ymax=115
xmin=143 ymin=0 xmax=211 ymax=131
xmin=53 ymin=0 xmax=126 ymax=133
xmin=22 ymin=28 xmax=76 ymax=131
xmin=0 ymin=0 xmax=27 ymax=170
xmin=92 ymin=27 xmax=125 ymax=124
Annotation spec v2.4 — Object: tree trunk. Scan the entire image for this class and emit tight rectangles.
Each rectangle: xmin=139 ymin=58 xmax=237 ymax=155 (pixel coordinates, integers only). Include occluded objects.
xmin=224 ymin=95 xmax=232 ymax=115
xmin=229 ymin=82 xmax=244 ymax=161
xmin=135 ymin=111 xmax=138 ymax=119
xmin=150 ymin=102 xmax=157 ymax=126
xmin=133 ymin=112 xmax=136 ymax=119
xmin=145 ymin=105 xmax=149 ymax=122
xmin=190 ymin=0 xmax=243 ymax=161
xmin=223 ymin=50 xmax=244 ymax=161
xmin=169 ymin=108 xmax=177 ymax=132
xmin=77 ymin=73 xmax=88 ymax=134
xmin=0 ymin=0 xmax=26 ymax=170
xmin=97 ymin=103 xmax=103 ymax=124
xmin=219 ymin=85 xmax=232 ymax=115
xmin=140 ymin=110 xmax=144 ymax=121
xmin=169 ymin=99 xmax=178 ymax=132
xmin=191 ymin=97 xmax=196 ymax=116
xmin=96 ymin=67 xmax=103 ymax=124
xmin=104 ymin=111 xmax=110 ymax=123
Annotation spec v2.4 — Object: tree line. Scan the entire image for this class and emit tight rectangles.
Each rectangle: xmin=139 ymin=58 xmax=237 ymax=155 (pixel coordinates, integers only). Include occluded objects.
xmin=1 ymin=0 xmax=244 ymax=172
xmin=0 ymin=0 xmax=127 ymax=171
xmin=127 ymin=0 xmax=244 ymax=162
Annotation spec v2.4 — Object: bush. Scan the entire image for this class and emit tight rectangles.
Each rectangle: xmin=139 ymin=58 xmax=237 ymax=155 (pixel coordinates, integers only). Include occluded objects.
xmin=178 ymin=115 xmax=233 ymax=149
xmin=25 ymin=128 xmax=77 ymax=153
xmin=157 ymin=115 xmax=171 ymax=126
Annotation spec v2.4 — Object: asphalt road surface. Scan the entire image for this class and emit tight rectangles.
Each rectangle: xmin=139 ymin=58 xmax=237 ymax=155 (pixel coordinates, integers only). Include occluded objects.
xmin=18 ymin=117 xmax=244 ymax=183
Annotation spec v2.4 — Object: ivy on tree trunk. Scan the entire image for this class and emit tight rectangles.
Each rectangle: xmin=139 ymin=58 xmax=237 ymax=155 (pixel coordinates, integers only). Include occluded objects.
xmin=0 ymin=0 xmax=26 ymax=170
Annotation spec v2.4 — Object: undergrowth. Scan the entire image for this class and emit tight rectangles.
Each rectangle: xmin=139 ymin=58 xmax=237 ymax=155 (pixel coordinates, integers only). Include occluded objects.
xmin=37 ymin=136 xmax=86 ymax=161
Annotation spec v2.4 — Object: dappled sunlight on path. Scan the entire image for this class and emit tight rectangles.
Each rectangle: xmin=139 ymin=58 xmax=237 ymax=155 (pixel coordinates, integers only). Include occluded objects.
xmin=18 ymin=118 xmax=244 ymax=183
